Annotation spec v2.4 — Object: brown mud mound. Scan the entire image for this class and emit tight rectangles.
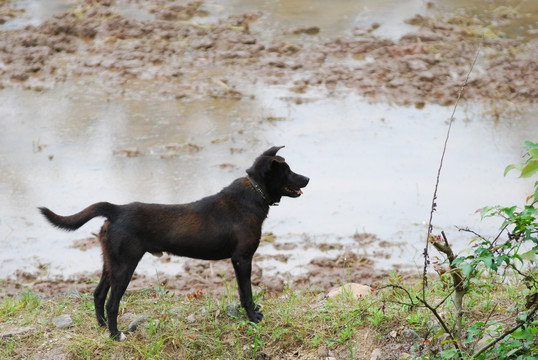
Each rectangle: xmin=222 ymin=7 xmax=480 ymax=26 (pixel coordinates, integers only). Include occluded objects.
xmin=0 ymin=251 xmax=411 ymax=299
xmin=0 ymin=0 xmax=536 ymax=105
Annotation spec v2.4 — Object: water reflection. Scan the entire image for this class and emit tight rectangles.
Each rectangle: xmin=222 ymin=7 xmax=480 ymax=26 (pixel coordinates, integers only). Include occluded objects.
xmin=1 ymin=83 xmax=536 ymax=277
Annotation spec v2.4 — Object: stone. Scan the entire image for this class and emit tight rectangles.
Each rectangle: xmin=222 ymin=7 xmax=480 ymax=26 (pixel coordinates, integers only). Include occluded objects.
xmin=120 ymin=312 xmax=135 ymax=322
xmin=418 ymin=71 xmax=435 ymax=82
xmin=327 ymin=283 xmax=374 ymax=299
xmin=402 ymin=328 xmax=420 ymax=341
xmin=370 ymin=348 xmax=382 ymax=360
xmin=226 ymin=302 xmax=241 ymax=318
xmin=51 ymin=315 xmax=73 ymax=329
xmin=0 ymin=326 xmax=35 ymax=339
xmin=128 ymin=316 xmax=149 ymax=332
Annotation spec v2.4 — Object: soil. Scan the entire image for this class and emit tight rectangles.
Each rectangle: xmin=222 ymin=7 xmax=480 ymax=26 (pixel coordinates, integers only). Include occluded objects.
xmin=0 ymin=235 xmax=413 ymax=299
xmin=0 ymin=0 xmax=536 ymax=108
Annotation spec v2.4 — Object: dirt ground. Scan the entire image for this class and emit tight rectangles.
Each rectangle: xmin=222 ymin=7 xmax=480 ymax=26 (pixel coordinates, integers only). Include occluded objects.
xmin=0 ymin=0 xmax=536 ymax=109
xmin=1 ymin=233 xmax=413 ymax=299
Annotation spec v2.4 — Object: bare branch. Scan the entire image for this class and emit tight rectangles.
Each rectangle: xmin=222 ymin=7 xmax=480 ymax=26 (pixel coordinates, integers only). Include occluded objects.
xmin=377 ymin=284 xmax=418 ymax=307
xmin=472 ymin=304 xmax=538 ymax=359
xmin=423 ymin=42 xmax=481 ymax=296
xmin=416 ymin=296 xmax=462 ymax=359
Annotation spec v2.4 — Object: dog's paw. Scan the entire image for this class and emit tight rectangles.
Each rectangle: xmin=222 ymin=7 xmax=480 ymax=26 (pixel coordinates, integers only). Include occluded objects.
xmin=112 ymin=332 xmax=127 ymax=342
xmin=248 ymin=311 xmax=264 ymax=323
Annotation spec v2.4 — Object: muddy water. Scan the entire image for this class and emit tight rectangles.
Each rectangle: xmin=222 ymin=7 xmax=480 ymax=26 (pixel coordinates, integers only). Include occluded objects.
xmin=0 ymin=0 xmax=537 ymax=280
xmin=2 ymin=83 xmax=536 ymax=278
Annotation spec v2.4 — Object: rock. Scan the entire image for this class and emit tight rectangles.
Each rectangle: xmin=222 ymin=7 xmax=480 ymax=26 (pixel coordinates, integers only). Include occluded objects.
xmin=327 ymin=283 xmax=374 ymax=300
xmin=475 ymin=324 xmax=499 ymax=350
xmin=402 ymin=328 xmax=420 ymax=341
xmin=407 ymin=59 xmax=429 ymax=71
xmin=370 ymin=348 xmax=382 ymax=360
xmin=317 ymin=347 xmax=329 ymax=358
xmin=185 ymin=314 xmax=196 ymax=323
xmin=0 ymin=326 xmax=35 ymax=339
xmin=418 ymin=71 xmax=435 ymax=82
xmin=51 ymin=315 xmax=73 ymax=329
xmin=128 ymin=316 xmax=149 ymax=332
xmin=169 ymin=307 xmax=181 ymax=316
xmin=33 ymin=347 xmax=68 ymax=360
xmin=475 ymin=337 xmax=493 ymax=351
xmin=226 ymin=302 xmax=241 ymax=318
xmin=120 ymin=312 xmax=135 ymax=322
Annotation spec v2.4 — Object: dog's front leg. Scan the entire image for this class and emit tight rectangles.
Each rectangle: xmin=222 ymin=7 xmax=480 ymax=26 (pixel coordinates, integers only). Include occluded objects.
xmin=231 ymin=255 xmax=263 ymax=323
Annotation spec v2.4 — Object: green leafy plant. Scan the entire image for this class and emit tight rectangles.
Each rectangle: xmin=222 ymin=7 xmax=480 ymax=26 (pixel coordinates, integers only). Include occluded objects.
xmin=395 ymin=141 xmax=538 ymax=359
xmin=433 ymin=141 xmax=538 ymax=359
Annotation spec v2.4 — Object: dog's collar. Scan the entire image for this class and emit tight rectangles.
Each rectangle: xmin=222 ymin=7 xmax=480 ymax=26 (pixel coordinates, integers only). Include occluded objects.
xmin=246 ymin=175 xmax=279 ymax=206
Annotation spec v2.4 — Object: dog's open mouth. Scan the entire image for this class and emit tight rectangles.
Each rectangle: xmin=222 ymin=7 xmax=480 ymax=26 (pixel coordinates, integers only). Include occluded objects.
xmin=283 ymin=186 xmax=303 ymax=197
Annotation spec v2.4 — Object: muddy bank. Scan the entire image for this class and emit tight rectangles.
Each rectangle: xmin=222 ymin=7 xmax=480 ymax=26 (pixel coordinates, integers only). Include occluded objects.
xmin=0 ymin=232 xmax=415 ymax=299
xmin=0 ymin=0 xmax=536 ymax=106
xmin=0 ymin=253 xmax=402 ymax=299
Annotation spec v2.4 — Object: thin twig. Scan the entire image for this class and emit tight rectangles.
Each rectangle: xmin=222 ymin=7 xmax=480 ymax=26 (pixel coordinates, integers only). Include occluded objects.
xmin=471 ymin=304 xmax=538 ymax=359
xmin=377 ymin=284 xmax=417 ymax=306
xmin=423 ymin=43 xmax=482 ymax=295
xmin=416 ymin=296 xmax=462 ymax=358
xmin=456 ymin=226 xmax=489 ymax=242
xmin=470 ymin=304 xmax=498 ymax=352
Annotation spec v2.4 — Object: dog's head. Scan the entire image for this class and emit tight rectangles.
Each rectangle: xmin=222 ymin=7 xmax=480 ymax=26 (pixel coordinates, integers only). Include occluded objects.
xmin=246 ymin=146 xmax=309 ymax=205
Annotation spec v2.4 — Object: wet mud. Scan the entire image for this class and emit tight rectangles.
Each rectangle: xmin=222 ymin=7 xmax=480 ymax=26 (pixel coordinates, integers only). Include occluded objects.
xmin=0 ymin=0 xmax=536 ymax=106
xmin=1 ymin=233 xmax=413 ymax=299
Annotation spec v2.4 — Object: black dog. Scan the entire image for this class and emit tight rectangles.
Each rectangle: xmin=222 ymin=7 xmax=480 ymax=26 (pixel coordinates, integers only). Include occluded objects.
xmin=39 ymin=146 xmax=308 ymax=341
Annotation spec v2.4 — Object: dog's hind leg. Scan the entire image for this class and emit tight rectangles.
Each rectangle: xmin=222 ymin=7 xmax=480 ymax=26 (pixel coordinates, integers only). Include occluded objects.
xmin=231 ymin=255 xmax=264 ymax=323
xmin=93 ymin=220 xmax=110 ymax=326
xmin=95 ymin=220 xmax=111 ymax=327
xmin=105 ymin=259 xmax=141 ymax=341
xmin=94 ymin=265 xmax=110 ymax=327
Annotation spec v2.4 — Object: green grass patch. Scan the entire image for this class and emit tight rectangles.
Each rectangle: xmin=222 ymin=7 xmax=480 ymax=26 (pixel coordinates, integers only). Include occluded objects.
xmin=1 ymin=273 xmax=535 ymax=359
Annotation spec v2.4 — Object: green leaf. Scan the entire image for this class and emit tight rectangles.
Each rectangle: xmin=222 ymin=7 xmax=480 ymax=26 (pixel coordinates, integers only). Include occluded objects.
xmin=521 ymin=160 xmax=538 ymax=178
xmin=504 ymin=163 xmax=524 ymax=176
xmin=461 ymin=263 xmax=474 ymax=277
xmin=500 ymin=206 xmax=517 ymax=218
xmin=480 ymin=206 xmax=500 ymax=219
xmin=523 ymin=140 xmax=538 ymax=149
xmin=512 ymin=328 xmax=534 ymax=341
xmin=517 ymin=312 xmax=528 ymax=322
xmin=530 ymin=148 xmax=538 ymax=160
xmin=483 ymin=256 xmax=496 ymax=270
xmin=520 ymin=249 xmax=537 ymax=261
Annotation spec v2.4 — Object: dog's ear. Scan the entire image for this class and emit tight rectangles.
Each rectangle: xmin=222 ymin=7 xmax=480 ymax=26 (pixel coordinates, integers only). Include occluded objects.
xmin=262 ymin=146 xmax=285 ymax=157
xmin=271 ymin=156 xmax=286 ymax=167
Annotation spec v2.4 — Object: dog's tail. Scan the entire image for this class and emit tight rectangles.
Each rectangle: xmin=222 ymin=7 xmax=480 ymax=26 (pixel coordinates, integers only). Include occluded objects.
xmin=38 ymin=202 xmax=118 ymax=231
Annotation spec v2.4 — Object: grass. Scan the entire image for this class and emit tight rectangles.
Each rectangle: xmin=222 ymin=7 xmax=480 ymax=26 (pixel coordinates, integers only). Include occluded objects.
xmin=0 ymin=273 xmax=533 ymax=360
